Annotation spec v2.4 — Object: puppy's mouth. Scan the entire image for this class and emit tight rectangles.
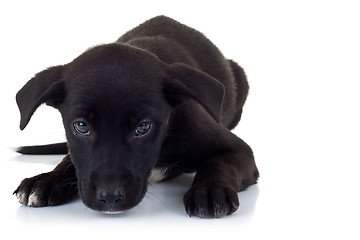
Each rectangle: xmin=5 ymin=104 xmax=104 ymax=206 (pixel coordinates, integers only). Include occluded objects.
xmin=77 ymin=178 xmax=147 ymax=213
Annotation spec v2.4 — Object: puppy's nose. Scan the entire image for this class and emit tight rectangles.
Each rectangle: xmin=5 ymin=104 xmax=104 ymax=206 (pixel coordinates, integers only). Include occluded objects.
xmin=97 ymin=189 xmax=125 ymax=204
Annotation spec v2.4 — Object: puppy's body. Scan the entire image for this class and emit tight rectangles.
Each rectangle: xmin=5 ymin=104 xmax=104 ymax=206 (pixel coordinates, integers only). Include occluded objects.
xmin=14 ymin=16 xmax=259 ymax=218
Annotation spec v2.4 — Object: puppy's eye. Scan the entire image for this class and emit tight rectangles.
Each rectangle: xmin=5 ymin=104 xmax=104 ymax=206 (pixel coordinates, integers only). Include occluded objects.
xmin=135 ymin=122 xmax=151 ymax=136
xmin=73 ymin=121 xmax=90 ymax=135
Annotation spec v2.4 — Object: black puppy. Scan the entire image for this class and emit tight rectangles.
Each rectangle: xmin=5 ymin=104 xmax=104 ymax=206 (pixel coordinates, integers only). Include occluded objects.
xmin=14 ymin=16 xmax=259 ymax=218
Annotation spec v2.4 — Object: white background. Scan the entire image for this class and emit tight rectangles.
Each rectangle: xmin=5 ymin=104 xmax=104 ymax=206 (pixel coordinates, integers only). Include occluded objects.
xmin=1 ymin=0 xmax=359 ymax=239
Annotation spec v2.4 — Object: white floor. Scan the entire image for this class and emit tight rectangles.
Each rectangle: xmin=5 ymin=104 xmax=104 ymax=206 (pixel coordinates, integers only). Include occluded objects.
xmin=1 ymin=1 xmax=359 ymax=239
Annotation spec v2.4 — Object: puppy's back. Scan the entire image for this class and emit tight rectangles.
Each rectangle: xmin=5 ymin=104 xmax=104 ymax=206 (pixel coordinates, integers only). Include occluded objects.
xmin=118 ymin=16 xmax=229 ymax=78
xmin=118 ymin=16 xmax=248 ymax=129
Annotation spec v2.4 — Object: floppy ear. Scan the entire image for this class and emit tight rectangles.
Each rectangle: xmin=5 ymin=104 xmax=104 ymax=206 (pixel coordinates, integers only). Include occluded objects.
xmin=164 ymin=63 xmax=225 ymax=123
xmin=16 ymin=65 xmax=65 ymax=130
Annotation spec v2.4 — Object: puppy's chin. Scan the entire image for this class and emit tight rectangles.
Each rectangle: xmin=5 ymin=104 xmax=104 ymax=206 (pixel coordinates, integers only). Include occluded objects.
xmin=101 ymin=210 xmax=124 ymax=215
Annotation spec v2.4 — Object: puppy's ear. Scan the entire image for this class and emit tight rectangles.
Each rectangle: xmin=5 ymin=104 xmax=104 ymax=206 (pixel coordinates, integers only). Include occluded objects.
xmin=16 ymin=66 xmax=65 ymax=130
xmin=164 ymin=63 xmax=225 ymax=123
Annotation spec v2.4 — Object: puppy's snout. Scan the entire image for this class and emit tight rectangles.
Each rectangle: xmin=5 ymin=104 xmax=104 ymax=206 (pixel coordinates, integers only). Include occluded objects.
xmin=97 ymin=189 xmax=125 ymax=204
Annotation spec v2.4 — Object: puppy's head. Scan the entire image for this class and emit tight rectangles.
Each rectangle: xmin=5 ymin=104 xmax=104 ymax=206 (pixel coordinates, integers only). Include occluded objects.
xmin=16 ymin=43 xmax=224 ymax=213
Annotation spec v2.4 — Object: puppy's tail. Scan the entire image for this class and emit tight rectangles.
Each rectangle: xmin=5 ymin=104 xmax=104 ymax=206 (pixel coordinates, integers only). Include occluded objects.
xmin=16 ymin=142 xmax=68 ymax=155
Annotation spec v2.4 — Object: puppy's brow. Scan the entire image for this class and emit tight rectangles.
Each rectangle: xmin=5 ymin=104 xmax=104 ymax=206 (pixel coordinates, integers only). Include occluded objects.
xmin=69 ymin=104 xmax=95 ymax=118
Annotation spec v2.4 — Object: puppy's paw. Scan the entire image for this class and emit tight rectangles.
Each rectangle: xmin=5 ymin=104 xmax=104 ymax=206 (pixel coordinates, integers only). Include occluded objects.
xmin=183 ymin=185 xmax=239 ymax=218
xmin=14 ymin=173 xmax=77 ymax=207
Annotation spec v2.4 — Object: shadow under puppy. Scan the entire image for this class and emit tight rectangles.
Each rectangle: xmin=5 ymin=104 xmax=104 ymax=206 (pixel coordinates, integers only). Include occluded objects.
xmin=14 ymin=16 xmax=259 ymax=218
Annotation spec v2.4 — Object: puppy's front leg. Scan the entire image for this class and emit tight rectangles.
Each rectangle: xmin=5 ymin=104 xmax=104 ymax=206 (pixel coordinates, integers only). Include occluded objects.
xmin=14 ymin=154 xmax=78 ymax=207
xmin=183 ymin=138 xmax=259 ymax=218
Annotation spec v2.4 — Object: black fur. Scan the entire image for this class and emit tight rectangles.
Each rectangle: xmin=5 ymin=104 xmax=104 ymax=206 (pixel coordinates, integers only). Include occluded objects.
xmin=17 ymin=143 xmax=68 ymax=155
xmin=14 ymin=16 xmax=259 ymax=218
